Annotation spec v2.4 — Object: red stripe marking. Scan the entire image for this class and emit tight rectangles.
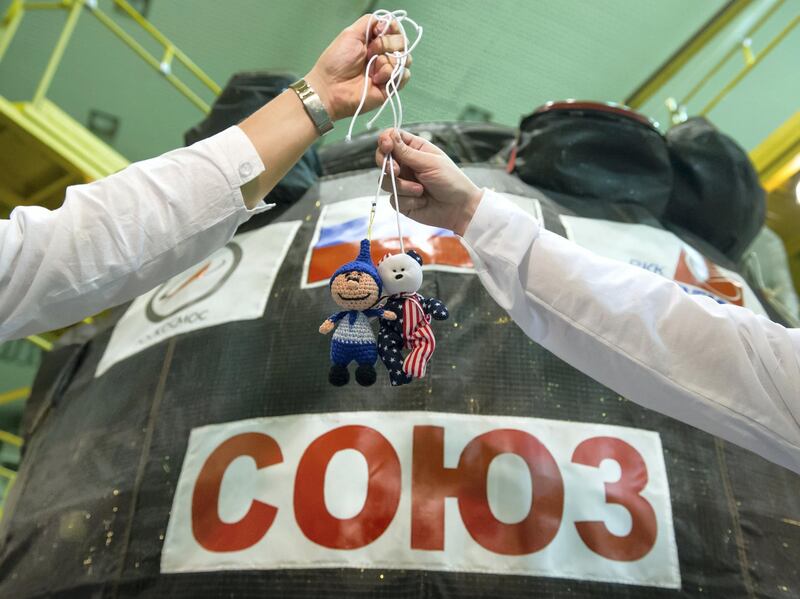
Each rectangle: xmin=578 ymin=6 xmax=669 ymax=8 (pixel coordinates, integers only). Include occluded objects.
xmin=404 ymin=313 xmax=436 ymax=378
xmin=418 ymin=325 xmax=435 ymax=376
xmin=403 ymin=297 xmax=414 ymax=340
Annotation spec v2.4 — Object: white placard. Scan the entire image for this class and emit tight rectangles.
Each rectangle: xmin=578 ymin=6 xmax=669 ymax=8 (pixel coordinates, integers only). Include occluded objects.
xmin=95 ymin=222 xmax=300 ymax=377
xmin=561 ymin=216 xmax=766 ymax=314
xmin=162 ymin=411 xmax=679 ymax=589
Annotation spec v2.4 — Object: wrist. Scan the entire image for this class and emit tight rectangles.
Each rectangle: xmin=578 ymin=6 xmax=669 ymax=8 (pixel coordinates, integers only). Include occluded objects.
xmin=453 ymin=186 xmax=484 ymax=236
xmin=303 ymin=70 xmax=338 ymax=121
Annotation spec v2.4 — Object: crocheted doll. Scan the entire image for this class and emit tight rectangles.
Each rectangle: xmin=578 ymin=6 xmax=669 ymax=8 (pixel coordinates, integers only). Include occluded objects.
xmin=320 ymin=239 xmax=396 ymax=386
xmin=376 ymin=250 xmax=448 ymax=386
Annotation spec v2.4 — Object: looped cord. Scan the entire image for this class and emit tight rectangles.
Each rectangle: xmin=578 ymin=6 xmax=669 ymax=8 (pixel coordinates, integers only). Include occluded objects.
xmin=346 ymin=10 xmax=422 ymax=141
xmin=353 ymin=9 xmax=422 ymax=254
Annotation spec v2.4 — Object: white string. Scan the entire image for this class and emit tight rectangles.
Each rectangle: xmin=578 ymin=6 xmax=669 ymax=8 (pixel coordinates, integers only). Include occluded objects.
xmin=349 ymin=10 xmax=422 ymax=255
xmin=368 ymin=153 xmax=389 ymax=240
xmin=345 ymin=10 xmax=421 ymax=141
xmin=388 ymin=155 xmax=405 ymax=253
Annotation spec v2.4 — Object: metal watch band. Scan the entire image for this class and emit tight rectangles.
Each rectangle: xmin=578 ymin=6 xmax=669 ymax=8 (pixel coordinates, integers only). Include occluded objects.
xmin=289 ymin=79 xmax=333 ymax=135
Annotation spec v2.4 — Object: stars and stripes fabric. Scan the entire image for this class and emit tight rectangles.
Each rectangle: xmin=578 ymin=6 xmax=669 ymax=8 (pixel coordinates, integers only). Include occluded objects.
xmin=378 ymin=292 xmax=447 ymax=385
xmin=422 ymin=297 xmax=449 ymax=321
xmin=402 ymin=294 xmax=435 ymax=378
xmin=377 ymin=296 xmax=412 ymax=386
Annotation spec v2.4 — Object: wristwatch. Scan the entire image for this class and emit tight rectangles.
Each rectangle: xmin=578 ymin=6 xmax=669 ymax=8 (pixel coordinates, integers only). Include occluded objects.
xmin=289 ymin=78 xmax=334 ymax=135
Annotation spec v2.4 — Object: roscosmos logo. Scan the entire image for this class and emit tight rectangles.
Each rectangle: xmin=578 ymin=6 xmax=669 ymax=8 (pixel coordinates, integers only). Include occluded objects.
xmin=162 ymin=411 xmax=680 ymax=589
xmin=95 ymin=222 xmax=301 ymax=377
xmin=145 ymin=242 xmax=243 ymax=323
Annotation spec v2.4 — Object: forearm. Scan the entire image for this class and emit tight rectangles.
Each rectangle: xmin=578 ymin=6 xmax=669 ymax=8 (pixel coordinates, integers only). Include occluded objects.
xmin=463 ymin=190 xmax=800 ymax=472
xmin=238 ymin=88 xmax=319 ymax=209
xmin=0 ymin=127 xmax=267 ymax=341
xmin=236 ymin=9 xmax=420 ymax=208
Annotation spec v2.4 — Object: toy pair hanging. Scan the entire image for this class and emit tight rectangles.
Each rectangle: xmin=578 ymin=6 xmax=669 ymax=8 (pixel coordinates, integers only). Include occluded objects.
xmin=318 ymin=10 xmax=437 ymax=386
xmin=319 ymin=239 xmax=448 ymax=387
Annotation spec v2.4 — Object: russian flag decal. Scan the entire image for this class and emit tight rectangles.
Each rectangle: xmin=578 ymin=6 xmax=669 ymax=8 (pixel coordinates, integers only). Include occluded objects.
xmin=302 ymin=194 xmax=542 ymax=288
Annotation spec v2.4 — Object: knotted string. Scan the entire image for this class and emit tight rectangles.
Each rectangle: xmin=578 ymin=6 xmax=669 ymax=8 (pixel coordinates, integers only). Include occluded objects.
xmin=347 ymin=9 xmax=423 ymax=254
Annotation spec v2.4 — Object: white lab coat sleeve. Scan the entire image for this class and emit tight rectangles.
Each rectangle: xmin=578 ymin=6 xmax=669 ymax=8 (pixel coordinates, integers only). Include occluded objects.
xmin=462 ymin=188 xmax=800 ymax=473
xmin=0 ymin=125 xmax=272 ymax=341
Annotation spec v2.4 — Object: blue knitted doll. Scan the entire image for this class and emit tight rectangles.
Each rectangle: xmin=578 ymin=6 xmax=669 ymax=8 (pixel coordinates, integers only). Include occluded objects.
xmin=319 ymin=239 xmax=397 ymax=386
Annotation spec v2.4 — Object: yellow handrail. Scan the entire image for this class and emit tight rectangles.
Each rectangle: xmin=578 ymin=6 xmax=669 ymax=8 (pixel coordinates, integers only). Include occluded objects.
xmin=749 ymin=110 xmax=800 ymax=190
xmin=26 ymin=335 xmax=53 ymax=352
xmin=0 ymin=387 xmax=31 ymax=405
xmin=0 ymin=431 xmax=22 ymax=447
xmin=700 ymin=14 xmax=800 ymax=115
xmin=1 ymin=0 xmax=220 ymax=114
xmin=626 ymin=0 xmax=753 ymax=108
xmin=0 ymin=0 xmax=24 ymax=62
xmin=0 ymin=387 xmax=30 ymax=405
xmin=680 ymin=0 xmax=786 ymax=106
xmin=111 ymin=0 xmax=221 ymax=95
xmin=88 ymin=4 xmax=213 ymax=113
xmin=627 ymin=0 xmax=798 ymax=133
xmin=32 ymin=0 xmax=83 ymax=105
xmin=24 ymin=1 xmax=67 ymax=11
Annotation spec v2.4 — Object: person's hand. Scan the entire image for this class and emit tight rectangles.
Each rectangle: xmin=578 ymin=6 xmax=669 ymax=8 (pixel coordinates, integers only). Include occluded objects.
xmin=382 ymin=310 xmax=397 ymax=321
xmin=375 ymin=129 xmax=483 ymax=236
xmin=305 ymin=15 xmax=412 ymax=122
xmin=319 ymin=320 xmax=335 ymax=334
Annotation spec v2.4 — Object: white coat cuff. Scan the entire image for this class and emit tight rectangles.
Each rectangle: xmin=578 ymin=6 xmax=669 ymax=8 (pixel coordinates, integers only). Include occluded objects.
xmin=462 ymin=188 xmax=541 ymax=266
xmin=194 ymin=125 xmax=274 ymax=215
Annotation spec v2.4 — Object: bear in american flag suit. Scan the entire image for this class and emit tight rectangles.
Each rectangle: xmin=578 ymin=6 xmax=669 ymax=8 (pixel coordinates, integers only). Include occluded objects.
xmin=376 ymin=250 xmax=449 ymax=386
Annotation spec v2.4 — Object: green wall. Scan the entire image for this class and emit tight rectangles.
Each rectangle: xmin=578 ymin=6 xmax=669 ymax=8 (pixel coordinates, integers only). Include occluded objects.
xmin=0 ymin=0 xmax=730 ymax=161
xmin=0 ymin=340 xmax=39 ymax=430
xmin=638 ymin=0 xmax=800 ymax=151
xmin=0 ymin=340 xmax=39 ymax=483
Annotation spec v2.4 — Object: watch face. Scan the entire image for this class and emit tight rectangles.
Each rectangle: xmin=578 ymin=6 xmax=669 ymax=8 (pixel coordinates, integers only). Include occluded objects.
xmin=145 ymin=242 xmax=243 ymax=323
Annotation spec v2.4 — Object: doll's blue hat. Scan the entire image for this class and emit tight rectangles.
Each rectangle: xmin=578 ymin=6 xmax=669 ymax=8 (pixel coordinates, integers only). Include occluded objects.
xmin=329 ymin=239 xmax=382 ymax=294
